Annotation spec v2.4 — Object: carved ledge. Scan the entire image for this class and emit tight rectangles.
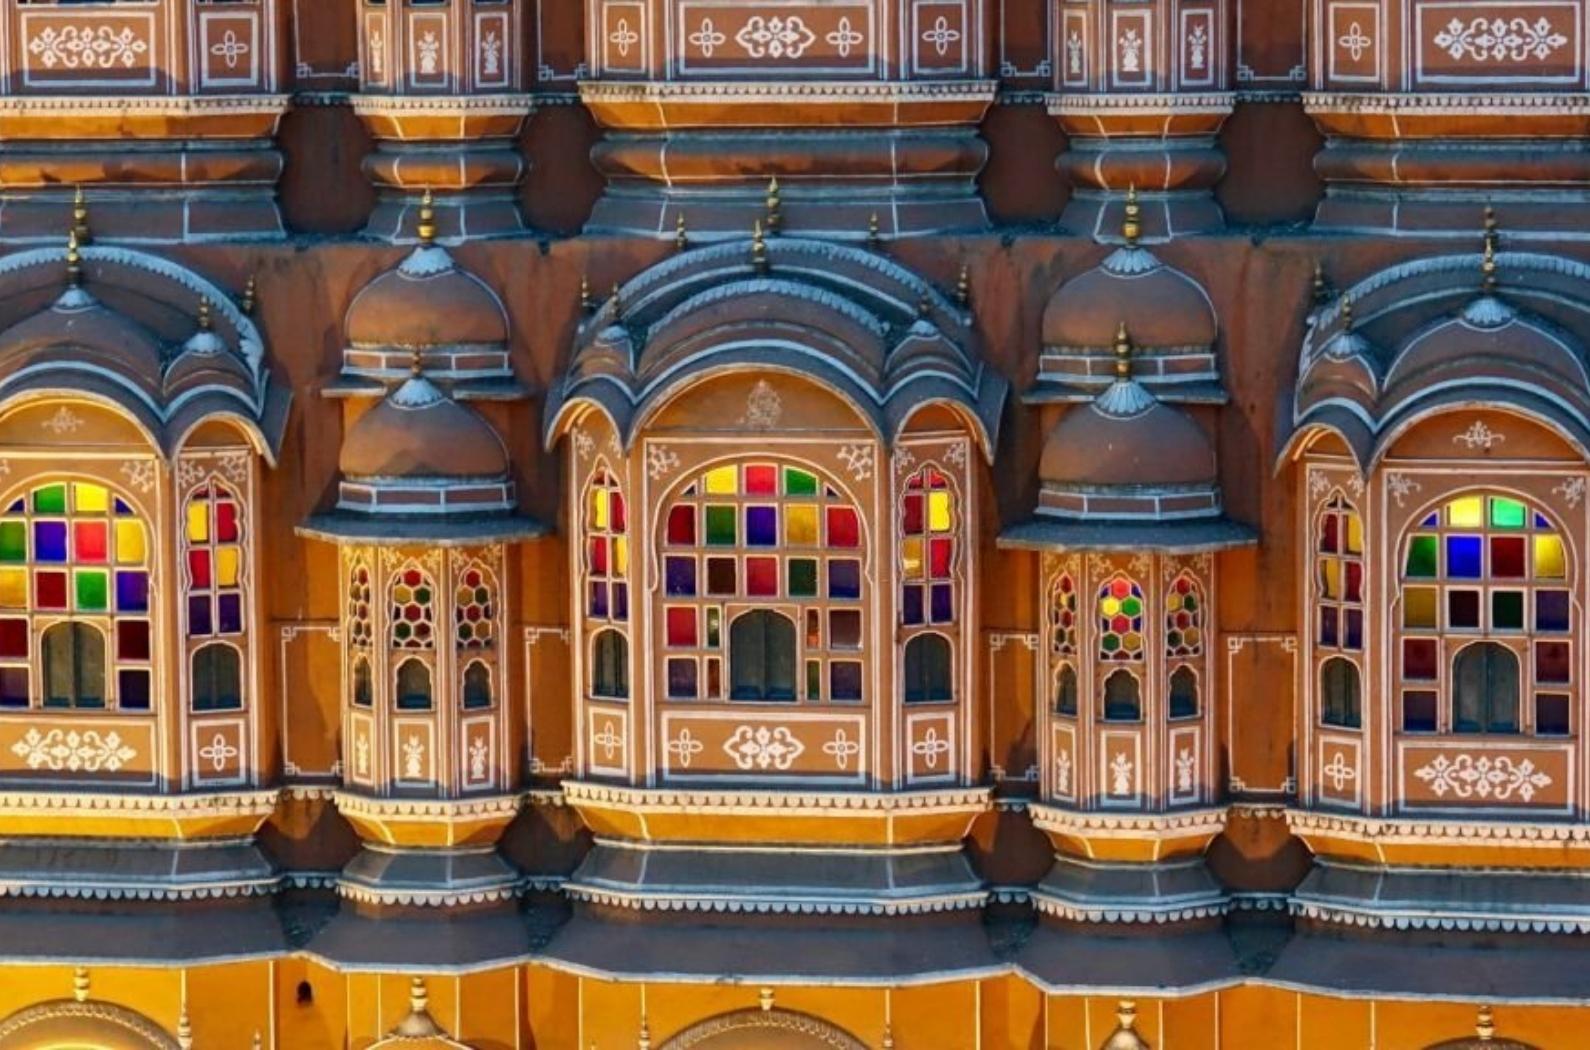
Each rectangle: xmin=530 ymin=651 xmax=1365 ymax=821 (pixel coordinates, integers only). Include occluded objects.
xmin=0 ymin=94 xmax=290 ymax=138
xmin=1287 ymin=807 xmax=1590 ymax=869
xmin=0 ymin=788 xmax=278 ymax=841
xmin=333 ymin=791 xmax=523 ymax=849
xmin=580 ymin=78 xmax=997 ymax=128
xmin=1027 ymin=802 xmax=1227 ymax=863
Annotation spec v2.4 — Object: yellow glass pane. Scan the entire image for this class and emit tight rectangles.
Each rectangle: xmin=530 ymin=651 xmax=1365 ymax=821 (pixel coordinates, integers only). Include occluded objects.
xmin=1100 ymin=596 xmax=1121 ymax=617
xmin=187 ymin=502 xmax=210 ymax=543
xmin=1320 ymin=559 xmax=1341 ymax=600
xmin=787 ymin=505 xmax=818 ymax=545
xmin=1447 ymin=496 xmax=1484 ymax=528
xmin=590 ymin=489 xmax=609 ymax=530
xmin=1535 ymin=534 xmax=1567 ymax=579
xmin=704 ymin=466 xmax=738 ymax=495
xmin=1404 ymin=587 xmax=1438 ymax=629
xmin=928 ymin=491 xmax=952 ymax=533
xmin=1345 ymin=513 xmax=1364 ymax=555
xmin=1168 ymin=593 xmax=1183 ymax=612
xmin=902 ymin=537 xmax=923 ymax=576
xmin=614 ymin=537 xmax=630 ymax=575
xmin=217 ymin=547 xmax=241 ymax=587
xmin=115 ymin=520 xmax=145 ymax=565
xmin=0 ymin=569 xmax=25 ymax=608
xmin=74 ymin=483 xmax=108 ymax=513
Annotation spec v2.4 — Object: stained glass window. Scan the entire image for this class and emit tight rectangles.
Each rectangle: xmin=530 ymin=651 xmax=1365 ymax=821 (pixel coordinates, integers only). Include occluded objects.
xmin=0 ymin=481 xmax=150 ymax=709
xmin=1049 ymin=574 xmax=1077 ymax=658
xmin=184 ymin=483 xmax=244 ymax=639
xmin=389 ymin=566 xmax=435 ymax=650
xmin=1097 ymin=576 xmax=1144 ymax=662
xmin=901 ymin=467 xmax=955 ymax=626
xmin=454 ymin=564 xmax=496 ymax=648
xmin=660 ymin=461 xmax=864 ymax=702
xmin=585 ymin=469 xmax=628 ymax=623
xmin=1316 ymin=494 xmax=1364 ymax=653
xmin=1397 ymin=492 xmax=1569 ymax=736
xmin=1165 ymin=574 xmax=1203 ymax=658
xmin=347 ymin=562 xmax=373 ymax=650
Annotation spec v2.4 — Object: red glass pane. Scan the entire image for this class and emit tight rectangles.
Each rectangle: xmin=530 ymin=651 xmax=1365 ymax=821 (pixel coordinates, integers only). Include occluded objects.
xmin=902 ymin=494 xmax=924 ymax=535
xmin=589 ymin=537 xmax=608 ymax=575
xmin=1490 ymin=536 xmax=1526 ymax=578
xmin=189 ymin=550 xmax=212 ymax=589
xmin=1175 ymin=577 xmax=1191 ymax=595
xmin=117 ymin=620 xmax=150 ymax=661
xmin=0 ymin=619 xmax=25 ymax=658
xmin=1111 ymin=579 xmax=1131 ymax=599
xmin=1345 ymin=562 xmax=1363 ymax=603
xmin=745 ymin=465 xmax=777 ymax=494
xmin=746 ymin=557 xmax=778 ymax=596
xmin=1403 ymin=638 xmax=1438 ymax=680
xmin=927 ymin=469 xmax=947 ymax=489
xmin=74 ymin=522 xmax=108 ymax=563
xmin=1320 ymin=513 xmax=1339 ymax=553
xmin=217 ymin=501 xmax=239 ymax=543
xmin=611 ymin=492 xmax=627 ymax=532
xmin=827 ymin=508 xmax=860 ymax=548
xmin=403 ymin=568 xmax=421 ymax=587
xmin=35 ymin=572 xmax=66 ymax=610
xmin=666 ymin=607 xmax=697 ymax=647
xmin=929 ymin=538 xmax=953 ymax=579
xmin=667 ymin=506 xmax=696 ymax=546
xmin=1537 ymin=641 xmax=1572 ymax=684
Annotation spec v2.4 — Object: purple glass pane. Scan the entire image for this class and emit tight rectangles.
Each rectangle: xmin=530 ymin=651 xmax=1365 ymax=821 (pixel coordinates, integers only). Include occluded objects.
xmin=33 ymin=522 xmax=66 ymax=563
xmin=1345 ymin=608 xmax=1363 ymax=650
xmin=902 ymin=586 xmax=924 ymax=626
xmin=589 ymin=581 xmax=609 ymax=618
xmin=665 ymin=556 xmax=696 ymax=597
xmin=1318 ymin=607 xmax=1338 ymax=647
xmin=613 ymin=582 xmax=629 ymax=621
xmin=188 ymin=595 xmax=213 ymax=636
xmin=218 ymin=593 xmax=243 ymax=634
xmin=119 ymin=669 xmax=151 ymax=710
xmin=0 ymin=666 xmax=26 ymax=707
xmin=116 ymin=571 xmax=148 ymax=613
xmin=830 ymin=661 xmax=862 ymax=701
xmin=829 ymin=559 xmax=860 ymax=599
xmin=930 ymin=583 xmax=953 ymax=623
xmin=1537 ymin=590 xmax=1571 ymax=632
xmin=667 ymin=658 xmax=698 ymax=699
xmin=745 ymin=506 xmax=778 ymax=547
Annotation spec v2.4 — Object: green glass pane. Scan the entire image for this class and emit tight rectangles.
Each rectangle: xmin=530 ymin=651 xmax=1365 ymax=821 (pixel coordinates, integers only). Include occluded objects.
xmin=1182 ymin=593 xmax=1197 ymax=612
xmin=1492 ymin=591 xmax=1525 ymax=631
xmin=1101 ymin=634 xmax=1120 ymax=652
xmin=1405 ymin=535 xmax=1438 ymax=577
xmin=1490 ymin=497 xmax=1527 ymax=529
xmin=33 ymin=485 xmax=66 ymax=515
xmin=1122 ymin=597 xmax=1142 ymax=616
xmin=705 ymin=506 xmax=736 ymax=546
xmin=0 ymin=522 xmax=26 ymax=563
xmin=75 ymin=569 xmax=108 ymax=611
xmin=788 ymin=558 xmax=818 ymax=597
xmin=806 ymin=660 xmax=820 ymax=700
xmin=783 ymin=468 xmax=818 ymax=496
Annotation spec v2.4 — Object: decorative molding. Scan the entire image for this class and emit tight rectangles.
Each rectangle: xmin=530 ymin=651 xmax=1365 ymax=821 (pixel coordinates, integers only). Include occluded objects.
xmin=563 ymin=781 xmax=992 ymax=815
xmin=562 ymin=885 xmax=987 ymax=916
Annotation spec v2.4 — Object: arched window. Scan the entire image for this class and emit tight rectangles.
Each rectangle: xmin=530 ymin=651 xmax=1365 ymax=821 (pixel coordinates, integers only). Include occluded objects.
xmin=729 ymin=610 xmax=796 ymax=701
xmin=585 ymin=468 xmax=629 ymax=623
xmin=352 ymin=655 xmax=373 ymax=707
xmin=1054 ymin=663 xmax=1078 ymax=715
xmin=1398 ymin=492 xmax=1568 ymax=735
xmin=591 ymin=628 xmax=628 ymax=699
xmin=1103 ymin=668 xmax=1141 ymax=721
xmin=395 ymin=658 xmax=432 ymax=711
xmin=1317 ymin=493 xmax=1364 ymax=652
xmin=903 ymin=634 xmax=952 ymax=703
xmin=660 ymin=462 xmax=863 ymax=701
xmin=462 ymin=660 xmax=492 ymax=709
xmin=900 ymin=466 xmax=956 ymax=626
xmin=41 ymin=622 xmax=104 ymax=708
xmin=1453 ymin=642 xmax=1519 ymax=734
xmin=347 ymin=560 xmax=373 ymax=709
xmin=454 ymin=564 xmax=496 ymax=648
xmin=1098 ymin=575 xmax=1145 ymax=662
xmin=1320 ymin=656 xmax=1361 ymax=728
xmin=191 ymin=642 xmax=242 ymax=711
xmin=184 ymin=482 xmax=245 ymax=639
xmin=0 ymin=481 xmax=151 ymax=709
xmin=1169 ymin=666 xmax=1198 ymax=718
xmin=1049 ymin=573 xmax=1078 ymax=658
xmin=389 ymin=566 xmax=435 ymax=650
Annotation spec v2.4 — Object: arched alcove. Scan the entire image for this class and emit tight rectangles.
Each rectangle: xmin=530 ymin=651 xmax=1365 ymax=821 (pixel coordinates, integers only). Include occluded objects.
xmin=0 ymin=999 xmax=179 ymax=1050
xmin=658 ymin=1008 xmax=868 ymax=1050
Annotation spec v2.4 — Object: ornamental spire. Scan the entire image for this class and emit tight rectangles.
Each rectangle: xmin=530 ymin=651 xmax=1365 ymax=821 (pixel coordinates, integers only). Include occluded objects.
xmin=751 ymin=220 xmax=769 ymax=274
xmin=765 ymin=176 xmax=782 ymax=235
xmin=72 ymin=186 xmax=92 ymax=246
xmin=1114 ymin=322 xmax=1134 ymax=380
xmin=675 ymin=213 xmax=689 ymax=252
xmin=1481 ymin=206 xmax=1499 ymax=293
xmin=417 ymin=188 xmax=437 ymax=247
xmin=242 ymin=273 xmax=258 ymax=317
xmin=1122 ymin=185 xmax=1141 ymax=248
xmin=65 ymin=228 xmax=83 ymax=289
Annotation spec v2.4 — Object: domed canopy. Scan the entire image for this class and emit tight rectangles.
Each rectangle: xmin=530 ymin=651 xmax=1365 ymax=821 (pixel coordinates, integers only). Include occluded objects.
xmin=345 ymin=245 xmax=508 ymax=350
xmin=339 ymin=372 xmax=509 ymax=480
xmin=1003 ymin=328 xmax=1252 ymax=554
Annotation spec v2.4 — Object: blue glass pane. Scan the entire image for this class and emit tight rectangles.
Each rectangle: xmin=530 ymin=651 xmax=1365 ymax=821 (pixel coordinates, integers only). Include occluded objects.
xmin=829 ymin=560 xmax=860 ymax=600
xmin=5 ymin=499 xmax=21 ymax=514
xmin=115 ymin=571 xmax=148 ymax=612
xmin=1536 ymin=513 xmax=1551 ymax=528
xmin=589 ymin=581 xmax=608 ymax=618
xmin=1421 ymin=513 xmax=1439 ymax=527
xmin=667 ymin=659 xmax=697 ymax=699
xmin=931 ymin=583 xmax=954 ymax=623
xmin=114 ymin=498 xmax=134 ymax=516
xmin=665 ymin=556 xmax=696 ymax=597
xmin=33 ymin=522 xmax=66 ymax=563
xmin=218 ymin=593 xmax=242 ymax=634
xmin=902 ymin=586 xmax=924 ymax=626
xmin=745 ymin=506 xmax=777 ymax=546
xmin=613 ymin=583 xmax=629 ymax=621
xmin=188 ymin=596 xmax=212 ymax=636
xmin=1537 ymin=590 xmax=1571 ymax=632
xmin=1446 ymin=535 xmax=1482 ymax=578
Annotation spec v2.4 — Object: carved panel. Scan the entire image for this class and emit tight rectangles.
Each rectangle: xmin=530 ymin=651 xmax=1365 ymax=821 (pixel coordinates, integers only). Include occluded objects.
xmin=912 ymin=0 xmax=972 ymax=76
xmin=601 ymin=0 xmax=650 ymax=74
xmin=1099 ymin=729 xmax=1142 ymax=807
xmin=1108 ymin=7 xmax=1153 ymax=87
xmin=674 ymin=1 xmax=876 ymax=76
xmin=1412 ymin=0 xmax=1579 ymax=86
xmin=198 ymin=9 xmax=262 ymax=90
xmin=1398 ymin=741 xmax=1571 ymax=813
xmin=905 ymin=708 xmax=957 ymax=785
xmin=461 ymin=714 xmax=496 ymax=791
xmin=475 ymin=9 xmax=514 ymax=88
xmin=349 ymin=711 xmax=377 ymax=787
xmin=190 ymin=718 xmax=246 ymax=787
xmin=1168 ymin=724 xmax=1201 ymax=804
xmin=1317 ymin=733 xmax=1362 ymax=809
xmin=408 ymin=10 xmax=452 ymax=89
xmin=658 ymin=710 xmax=867 ymax=785
xmin=1050 ymin=719 xmax=1078 ymax=802
xmin=586 ymin=703 xmax=629 ymax=778
xmin=393 ymin=718 xmax=435 ymax=788
xmin=18 ymin=10 xmax=158 ymax=89
xmin=0 ymin=716 xmax=156 ymax=787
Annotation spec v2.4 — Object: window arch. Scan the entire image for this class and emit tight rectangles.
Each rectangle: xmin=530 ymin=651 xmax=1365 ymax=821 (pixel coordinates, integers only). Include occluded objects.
xmin=462 ymin=660 xmax=492 ymax=710
xmin=0 ymin=481 xmax=151 ymax=710
xmin=659 ymin=461 xmax=864 ymax=702
xmin=352 ymin=654 xmax=374 ymax=708
xmin=591 ymin=628 xmax=629 ymax=699
xmin=1103 ymin=668 xmax=1141 ymax=721
xmin=1320 ymin=656 xmax=1361 ymax=728
xmin=900 ymin=466 xmax=956 ymax=626
xmin=1168 ymin=665 xmax=1198 ymax=719
xmin=585 ymin=468 xmax=629 ymax=623
xmin=1049 ymin=572 xmax=1078 ymax=658
xmin=191 ymin=642 xmax=242 ymax=711
xmin=390 ymin=565 xmax=436 ymax=649
xmin=454 ymin=563 xmax=496 ymax=649
xmin=184 ymin=482 xmax=244 ymax=639
xmin=395 ymin=657 xmax=432 ymax=711
xmin=1397 ymin=492 xmax=1569 ymax=736
xmin=1317 ymin=493 xmax=1364 ymax=652
xmin=1054 ymin=663 xmax=1078 ymax=715
xmin=1098 ymin=575 xmax=1144 ymax=661
xmin=729 ymin=609 xmax=797 ymax=701
xmin=903 ymin=633 xmax=952 ymax=703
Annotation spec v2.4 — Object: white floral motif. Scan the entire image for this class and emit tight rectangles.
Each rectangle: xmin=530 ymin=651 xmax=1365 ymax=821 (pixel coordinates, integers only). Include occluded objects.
xmin=911 ymin=726 xmax=952 ymax=770
xmin=922 ymin=16 xmax=961 ymax=56
xmin=573 ymin=429 xmax=595 ymax=461
xmin=1308 ymin=468 xmax=1331 ymax=501
xmin=41 ymin=407 xmax=84 ymax=435
xmin=467 ymin=736 xmax=490 ymax=782
xmin=646 ymin=444 xmax=679 ymax=480
xmin=739 ymin=380 xmax=783 ymax=429
xmin=1187 ymin=23 xmax=1208 ymax=70
xmin=609 ymin=18 xmax=639 ymax=57
xmin=219 ymin=452 xmax=250 ymax=485
xmin=369 ymin=30 xmax=385 ymax=77
xmin=1386 ymin=472 xmax=1422 ymax=508
xmin=722 ymin=725 xmax=805 ymax=771
xmin=592 ymin=720 xmax=623 ymax=761
xmin=199 ymin=732 xmax=239 ymax=772
xmin=1054 ymin=750 xmax=1073 ymax=796
xmin=943 ymin=441 xmax=967 ymax=468
xmin=1175 ymin=747 xmax=1195 ymax=794
xmin=826 ymin=18 xmax=865 ymax=57
xmin=1453 ymin=420 xmax=1505 ymax=450
xmin=1556 ymin=476 xmax=1586 ymax=509
xmin=735 ymin=16 xmax=816 ymax=59
xmin=666 ymin=726 xmax=705 ymax=769
xmin=11 ymin=728 xmax=136 ymax=773
xmin=1109 ymin=751 xmax=1134 ymax=796
xmin=27 ymin=25 xmax=149 ymax=70
xmin=689 ymin=18 xmax=727 ymax=57
xmin=210 ymin=30 xmax=251 ymax=70
xmin=1118 ymin=28 xmax=1143 ymax=73
xmin=480 ymin=29 xmax=503 ymax=76
xmin=1066 ymin=30 xmax=1084 ymax=75
xmin=1413 ymin=753 xmax=1552 ymax=802
xmin=1435 ymin=16 xmax=1567 ymax=62
xmin=402 ymin=735 xmax=425 ymax=779
xmin=822 ymin=728 xmax=861 ymax=770
xmin=1321 ymin=750 xmax=1357 ymax=792
xmin=836 ymin=443 xmax=874 ymax=481
xmin=1338 ymin=21 xmax=1372 ymax=62
xmin=416 ymin=31 xmax=441 ymax=75
xmin=120 ymin=460 xmax=157 ymax=495
xmin=354 ymin=734 xmax=370 ymax=778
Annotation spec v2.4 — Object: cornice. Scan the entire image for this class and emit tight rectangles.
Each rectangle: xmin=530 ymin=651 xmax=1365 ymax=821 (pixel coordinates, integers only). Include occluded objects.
xmin=337 ymin=880 xmax=520 ymax=908
xmin=1286 ymin=808 xmax=1590 ymax=846
xmin=1032 ymin=894 xmax=1228 ymax=924
xmin=1028 ymin=803 xmax=1228 ymax=839
xmin=349 ymin=93 xmax=536 ymax=117
xmin=579 ymin=79 xmax=998 ymax=105
xmin=0 ymin=788 xmax=279 ymax=817
xmin=1046 ymin=91 xmax=1235 ymax=115
xmin=1303 ymin=91 xmax=1590 ymax=116
xmin=0 ymin=876 xmax=278 ymax=902
xmin=0 ymin=94 xmax=290 ymax=116
xmin=332 ymin=792 xmax=523 ymax=821
xmin=565 ymin=884 xmax=988 ymax=916
xmin=1291 ymin=898 xmax=1590 ymax=935
xmin=563 ymin=781 xmax=993 ymax=815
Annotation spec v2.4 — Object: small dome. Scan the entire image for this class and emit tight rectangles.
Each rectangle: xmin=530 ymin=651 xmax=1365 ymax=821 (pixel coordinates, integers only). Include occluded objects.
xmin=1042 ymin=245 xmax=1216 ymax=351
xmin=345 ymin=244 xmax=508 ymax=350
xmin=0 ymin=284 xmax=165 ymax=387
xmin=1040 ymin=372 xmax=1216 ymax=489
xmin=1386 ymin=294 xmax=1584 ymax=395
xmin=339 ymin=372 xmax=508 ymax=480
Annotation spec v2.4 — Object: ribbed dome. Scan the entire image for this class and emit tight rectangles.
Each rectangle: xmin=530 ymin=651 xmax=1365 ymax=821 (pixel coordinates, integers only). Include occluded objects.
xmin=339 ymin=372 xmax=508 ymax=480
xmin=1385 ymin=293 xmax=1583 ymax=393
xmin=0 ymin=284 xmax=165 ymax=386
xmin=1040 ymin=371 xmax=1216 ymax=489
xmin=345 ymin=244 xmax=508 ymax=349
xmin=1043 ymin=244 xmax=1216 ymax=351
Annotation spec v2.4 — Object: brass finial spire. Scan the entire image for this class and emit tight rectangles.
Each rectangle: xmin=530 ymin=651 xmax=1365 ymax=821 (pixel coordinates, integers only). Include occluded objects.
xmin=1311 ymin=261 xmax=1331 ymax=307
xmin=66 ymin=228 xmax=83 ymax=288
xmin=242 ymin=273 xmax=258 ymax=316
xmin=1340 ymin=291 xmax=1354 ymax=330
xmin=176 ymin=1002 xmax=193 ymax=1050
xmin=1122 ymin=184 xmax=1141 ymax=247
xmin=409 ymin=347 xmax=424 ymax=378
xmin=409 ymin=976 xmax=428 ymax=1014
xmin=638 ymin=1014 xmax=652 ymax=1050
xmin=1475 ymin=1004 xmax=1496 ymax=1042
xmin=867 ymin=212 xmax=881 ymax=249
xmin=252 ymin=1031 xmax=263 ymax=1050
xmin=1114 ymin=322 xmax=1134 ymax=380
xmin=610 ymin=281 xmax=624 ymax=323
xmin=197 ymin=298 xmax=212 ymax=331
xmin=917 ymin=289 xmax=931 ymax=319
xmin=675 ymin=213 xmax=689 ymax=252
xmin=956 ymin=264 xmax=971 ymax=309
xmin=72 ymin=966 xmax=89 ymax=1003
xmin=881 ymin=1025 xmax=896 ymax=1050
xmin=72 ymin=186 xmax=91 ymax=246
xmin=759 ymin=987 xmax=775 ymax=1012
xmin=765 ymin=176 xmax=782 ymax=235
xmin=751 ymin=220 xmax=769 ymax=275
xmin=1100 ymin=1000 xmax=1149 ymax=1050
xmin=1481 ymin=208 xmax=1499 ymax=293
xmin=580 ymin=274 xmax=594 ymax=314
xmin=417 ymin=189 xmax=437 ymax=246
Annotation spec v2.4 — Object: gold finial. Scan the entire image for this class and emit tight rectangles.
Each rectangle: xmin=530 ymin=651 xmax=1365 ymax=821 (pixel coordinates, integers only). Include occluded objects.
xmin=66 ymin=228 xmax=83 ymax=288
xmin=759 ymin=987 xmax=775 ymax=1012
xmin=252 ymin=1032 xmax=263 ymax=1050
xmin=409 ymin=347 xmax=424 ymax=377
xmin=751 ymin=220 xmax=769 ymax=275
xmin=1475 ymin=1004 xmax=1495 ymax=1042
xmin=1122 ymin=184 xmax=1141 ymax=247
xmin=176 ymin=1003 xmax=193 ymax=1050
xmin=611 ymin=281 xmax=624 ymax=323
xmin=409 ymin=976 xmax=428 ymax=1014
xmin=675 ymin=213 xmax=689 ymax=252
xmin=956 ymin=264 xmax=971 ymax=309
xmin=1311 ymin=261 xmax=1331 ymax=307
xmin=241 ymin=274 xmax=258 ymax=317
xmin=765 ymin=176 xmax=782 ymax=236
xmin=638 ymin=1015 xmax=652 ymax=1050
xmin=867 ymin=212 xmax=881 ymax=249
xmin=881 ymin=1025 xmax=895 ymax=1050
xmin=1340 ymin=291 xmax=1354 ymax=330
xmin=580 ymin=275 xmax=594 ymax=314
xmin=1481 ymin=219 xmax=1499 ymax=294
xmin=917 ymin=290 xmax=932 ymax=319
xmin=1114 ymin=322 xmax=1134 ymax=380
xmin=72 ymin=966 xmax=89 ymax=1003
xmin=72 ymin=186 xmax=91 ymax=246
xmin=417 ymin=189 xmax=437 ymax=246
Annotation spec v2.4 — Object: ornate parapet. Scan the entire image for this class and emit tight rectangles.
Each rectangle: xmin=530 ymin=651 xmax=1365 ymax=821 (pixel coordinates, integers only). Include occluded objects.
xmin=580 ymin=1 xmax=997 ymax=238
xmin=0 ymin=0 xmax=289 ymax=242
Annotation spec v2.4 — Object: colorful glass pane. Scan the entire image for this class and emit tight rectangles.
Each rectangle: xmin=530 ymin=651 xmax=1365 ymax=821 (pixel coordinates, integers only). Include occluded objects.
xmin=705 ymin=465 xmax=738 ymax=495
xmin=783 ymin=468 xmax=817 ymax=496
xmin=1490 ymin=496 xmax=1527 ymax=528
xmin=32 ymin=485 xmax=64 ymax=514
xmin=1405 ymin=536 xmax=1437 ymax=577
xmin=1447 ymin=496 xmax=1484 ymax=528
xmin=0 ymin=523 xmax=25 ymax=564
xmin=1534 ymin=535 xmax=1566 ymax=579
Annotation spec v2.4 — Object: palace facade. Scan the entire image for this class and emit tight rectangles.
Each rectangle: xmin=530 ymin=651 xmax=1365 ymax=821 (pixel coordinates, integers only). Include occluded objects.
xmin=0 ymin=1 xmax=1584 ymax=1048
